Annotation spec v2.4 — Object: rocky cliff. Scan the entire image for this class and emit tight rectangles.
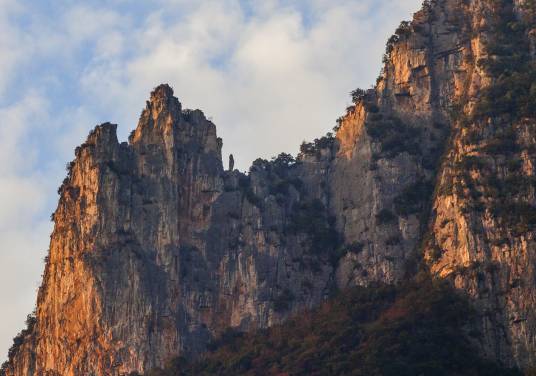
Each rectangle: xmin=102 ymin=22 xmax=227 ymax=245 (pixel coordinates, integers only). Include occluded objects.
xmin=3 ymin=0 xmax=536 ymax=374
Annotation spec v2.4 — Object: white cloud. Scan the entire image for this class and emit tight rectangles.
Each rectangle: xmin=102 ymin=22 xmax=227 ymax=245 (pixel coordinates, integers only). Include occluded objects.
xmin=0 ymin=94 xmax=54 ymax=363
xmin=64 ymin=5 xmax=123 ymax=43
xmin=74 ymin=0 xmax=423 ymax=168
xmin=0 ymin=1 xmax=28 ymax=98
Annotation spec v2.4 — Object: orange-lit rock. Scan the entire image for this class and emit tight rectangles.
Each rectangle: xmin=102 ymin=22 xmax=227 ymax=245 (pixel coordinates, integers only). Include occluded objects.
xmin=4 ymin=0 xmax=536 ymax=374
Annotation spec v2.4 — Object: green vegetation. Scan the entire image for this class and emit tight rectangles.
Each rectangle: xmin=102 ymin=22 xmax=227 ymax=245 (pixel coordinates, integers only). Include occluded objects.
xmin=141 ymin=276 xmax=521 ymax=376
xmin=273 ymin=288 xmax=295 ymax=312
xmin=394 ymin=180 xmax=434 ymax=217
xmin=300 ymin=133 xmax=336 ymax=157
xmin=244 ymin=155 xmax=342 ymax=265
xmin=346 ymin=241 xmax=364 ymax=254
xmin=444 ymin=0 xmax=536 ymax=235
xmin=366 ymin=115 xmax=422 ymax=159
xmin=266 ymin=153 xmax=303 ymax=196
xmin=287 ymin=199 xmax=341 ymax=259
xmin=376 ymin=208 xmax=397 ymax=225
xmin=349 ymin=88 xmax=375 ymax=105
xmin=270 ymin=153 xmax=296 ymax=170
xmin=244 ymin=153 xmax=304 ymax=208
xmin=350 ymin=88 xmax=367 ymax=104
xmin=385 ymin=235 xmax=402 ymax=246
xmin=474 ymin=1 xmax=536 ymax=121
xmin=492 ymin=202 xmax=536 ymax=235
xmin=456 ymin=155 xmax=486 ymax=171
xmin=383 ymin=21 xmax=413 ymax=64
xmin=481 ymin=126 xmax=519 ymax=155
xmin=237 ymin=174 xmax=262 ymax=208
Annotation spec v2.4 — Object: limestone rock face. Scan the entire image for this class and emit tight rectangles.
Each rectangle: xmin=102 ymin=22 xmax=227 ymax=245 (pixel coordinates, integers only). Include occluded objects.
xmin=3 ymin=85 xmax=338 ymax=376
xmin=4 ymin=0 xmax=536 ymax=374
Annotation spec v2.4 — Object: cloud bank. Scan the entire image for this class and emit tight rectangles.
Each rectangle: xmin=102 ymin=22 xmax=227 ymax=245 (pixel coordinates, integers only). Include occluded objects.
xmin=0 ymin=0 xmax=422 ymax=361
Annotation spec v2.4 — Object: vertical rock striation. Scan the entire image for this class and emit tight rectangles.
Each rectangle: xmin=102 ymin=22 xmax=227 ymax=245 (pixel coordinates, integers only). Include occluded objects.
xmin=2 ymin=85 xmax=339 ymax=375
xmin=422 ymin=0 xmax=536 ymax=367
xmin=3 ymin=0 xmax=536 ymax=374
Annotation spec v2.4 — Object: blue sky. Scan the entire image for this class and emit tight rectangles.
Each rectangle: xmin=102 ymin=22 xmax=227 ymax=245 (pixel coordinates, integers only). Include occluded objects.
xmin=0 ymin=0 xmax=422 ymax=361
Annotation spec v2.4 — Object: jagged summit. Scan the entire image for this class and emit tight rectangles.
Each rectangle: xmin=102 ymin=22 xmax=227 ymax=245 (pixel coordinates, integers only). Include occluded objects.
xmin=129 ymin=83 xmax=213 ymax=147
xmin=147 ymin=83 xmax=182 ymax=115
xmin=86 ymin=122 xmax=118 ymax=145
xmin=3 ymin=0 xmax=536 ymax=375
xmin=151 ymin=83 xmax=175 ymax=100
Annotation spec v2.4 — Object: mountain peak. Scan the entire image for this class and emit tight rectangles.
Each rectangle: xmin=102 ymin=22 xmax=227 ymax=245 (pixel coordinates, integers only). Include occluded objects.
xmin=150 ymin=83 xmax=175 ymax=101
xmin=146 ymin=83 xmax=182 ymax=116
xmin=5 ymin=0 xmax=536 ymax=375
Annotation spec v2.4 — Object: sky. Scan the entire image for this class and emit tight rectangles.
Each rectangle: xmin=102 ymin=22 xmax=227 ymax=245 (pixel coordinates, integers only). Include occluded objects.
xmin=0 ymin=0 xmax=422 ymax=362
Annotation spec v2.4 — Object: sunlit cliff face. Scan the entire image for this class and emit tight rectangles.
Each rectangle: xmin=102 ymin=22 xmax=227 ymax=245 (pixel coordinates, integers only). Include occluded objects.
xmin=4 ymin=0 xmax=536 ymax=374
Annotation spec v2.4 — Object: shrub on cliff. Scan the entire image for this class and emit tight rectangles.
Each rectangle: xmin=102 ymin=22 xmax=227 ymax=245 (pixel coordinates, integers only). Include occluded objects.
xmin=299 ymin=133 xmax=335 ymax=157
xmin=0 ymin=313 xmax=37 ymax=375
xmin=287 ymin=199 xmax=341 ymax=257
xmin=394 ymin=180 xmax=434 ymax=216
xmin=366 ymin=115 xmax=422 ymax=158
xmin=475 ymin=0 xmax=536 ymax=120
xmin=376 ymin=208 xmax=397 ymax=225
xmin=350 ymin=88 xmax=366 ymax=104
xmin=383 ymin=20 xmax=413 ymax=64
